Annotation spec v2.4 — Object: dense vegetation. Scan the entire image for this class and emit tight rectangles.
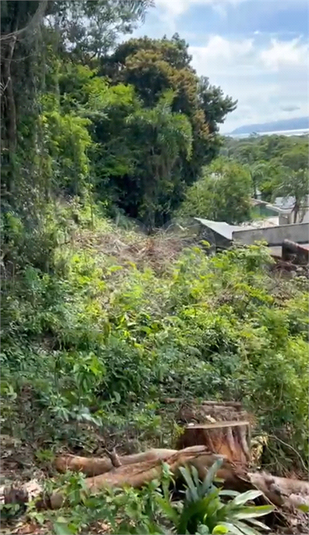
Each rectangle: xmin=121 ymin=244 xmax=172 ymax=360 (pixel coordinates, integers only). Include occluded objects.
xmin=175 ymin=135 xmax=309 ymax=224
xmin=223 ymin=134 xmax=309 ymax=209
xmin=1 ymin=2 xmax=308 ymax=534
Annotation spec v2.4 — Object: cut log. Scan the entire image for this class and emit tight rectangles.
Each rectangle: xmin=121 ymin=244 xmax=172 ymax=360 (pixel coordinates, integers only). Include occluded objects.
xmin=49 ymin=447 xmax=245 ymax=509
xmin=177 ymin=421 xmax=251 ymax=465
xmin=2 ymin=446 xmax=309 ymax=515
xmin=162 ymin=399 xmax=242 ymax=408
xmin=249 ymin=471 xmax=309 ymax=509
xmin=174 ymin=400 xmax=254 ymax=429
xmin=55 ymin=448 xmax=177 ymax=477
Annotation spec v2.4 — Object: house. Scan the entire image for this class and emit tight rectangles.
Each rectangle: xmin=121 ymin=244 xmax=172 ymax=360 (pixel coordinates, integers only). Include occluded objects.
xmin=252 ymin=195 xmax=309 ymax=225
xmin=272 ymin=195 xmax=309 ymax=224
xmin=194 ymin=217 xmax=278 ymax=250
xmin=194 ymin=217 xmax=309 ymax=257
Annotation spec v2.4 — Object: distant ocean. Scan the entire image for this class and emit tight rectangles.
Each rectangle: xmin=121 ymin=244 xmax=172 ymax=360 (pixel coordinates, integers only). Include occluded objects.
xmin=230 ymin=128 xmax=309 ymax=139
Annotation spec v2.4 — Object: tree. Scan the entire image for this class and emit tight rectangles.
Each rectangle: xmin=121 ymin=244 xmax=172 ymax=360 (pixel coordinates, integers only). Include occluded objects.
xmin=178 ymin=158 xmax=252 ymax=224
xmin=280 ymin=147 xmax=309 ymax=172
xmin=100 ymin=34 xmax=237 ymax=190
xmin=49 ymin=0 xmax=154 ymax=60
xmin=276 ymin=168 xmax=309 ymax=223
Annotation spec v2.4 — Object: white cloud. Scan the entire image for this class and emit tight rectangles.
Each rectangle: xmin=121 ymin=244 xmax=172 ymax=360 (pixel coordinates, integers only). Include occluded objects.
xmin=260 ymin=38 xmax=309 ymax=70
xmin=155 ymin=0 xmax=244 ymax=18
xmin=133 ymin=1 xmax=309 ymax=132
xmin=155 ymin=0 xmax=307 ymax=18
xmin=189 ymin=36 xmax=255 ymax=75
xmin=188 ymin=36 xmax=309 ymax=132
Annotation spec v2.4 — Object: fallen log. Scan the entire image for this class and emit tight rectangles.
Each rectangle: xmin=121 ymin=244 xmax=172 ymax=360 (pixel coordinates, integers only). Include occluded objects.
xmin=3 ymin=446 xmax=309 ymax=515
xmin=55 ymin=448 xmax=177 ymax=477
xmin=249 ymin=471 xmax=309 ymax=509
xmin=47 ymin=447 xmax=248 ymax=510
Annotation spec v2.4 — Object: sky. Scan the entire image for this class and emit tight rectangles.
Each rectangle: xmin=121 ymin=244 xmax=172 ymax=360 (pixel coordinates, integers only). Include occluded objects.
xmin=131 ymin=0 xmax=309 ymax=133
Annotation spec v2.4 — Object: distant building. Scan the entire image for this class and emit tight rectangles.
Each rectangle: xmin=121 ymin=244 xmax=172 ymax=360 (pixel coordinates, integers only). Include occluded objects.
xmin=271 ymin=195 xmax=309 ymax=224
xmin=251 ymin=195 xmax=309 ymax=225
xmin=194 ymin=216 xmax=278 ymax=250
xmin=194 ymin=216 xmax=309 ymax=257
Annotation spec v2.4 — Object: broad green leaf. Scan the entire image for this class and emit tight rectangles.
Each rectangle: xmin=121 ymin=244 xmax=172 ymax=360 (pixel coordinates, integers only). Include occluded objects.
xmin=179 ymin=466 xmax=199 ymax=502
xmin=231 ymin=490 xmax=263 ymax=506
xmin=191 ymin=465 xmax=200 ymax=488
xmin=218 ymin=522 xmax=245 ymax=535
xmin=53 ymin=521 xmax=75 ymax=535
xmin=234 ymin=521 xmax=261 ymax=535
xmin=233 ymin=505 xmax=273 ymax=519
xmin=156 ymin=496 xmax=179 ymax=524
xmin=177 ymin=495 xmax=217 ymax=534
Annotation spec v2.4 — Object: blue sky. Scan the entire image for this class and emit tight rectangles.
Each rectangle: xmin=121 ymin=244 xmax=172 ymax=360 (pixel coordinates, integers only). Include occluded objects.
xmin=131 ymin=0 xmax=309 ymax=132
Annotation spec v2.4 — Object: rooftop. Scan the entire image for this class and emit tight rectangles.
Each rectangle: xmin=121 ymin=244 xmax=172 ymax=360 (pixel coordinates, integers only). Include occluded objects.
xmin=195 ymin=216 xmax=279 ymax=241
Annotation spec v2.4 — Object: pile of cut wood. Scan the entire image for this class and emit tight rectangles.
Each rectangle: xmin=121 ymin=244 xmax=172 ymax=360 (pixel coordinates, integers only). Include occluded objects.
xmin=1 ymin=401 xmax=308 ymax=531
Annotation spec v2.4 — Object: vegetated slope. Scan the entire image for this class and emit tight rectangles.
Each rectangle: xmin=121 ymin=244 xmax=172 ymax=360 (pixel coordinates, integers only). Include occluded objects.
xmin=1 ymin=212 xmax=308 ymax=475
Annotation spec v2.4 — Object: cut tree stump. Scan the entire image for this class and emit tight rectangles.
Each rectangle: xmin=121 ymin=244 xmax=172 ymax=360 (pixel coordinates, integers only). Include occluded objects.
xmin=177 ymin=420 xmax=251 ymax=465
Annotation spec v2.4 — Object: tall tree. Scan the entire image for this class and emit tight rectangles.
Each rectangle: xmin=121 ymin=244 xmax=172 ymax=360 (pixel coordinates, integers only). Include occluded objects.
xmin=98 ymin=34 xmax=237 ymax=221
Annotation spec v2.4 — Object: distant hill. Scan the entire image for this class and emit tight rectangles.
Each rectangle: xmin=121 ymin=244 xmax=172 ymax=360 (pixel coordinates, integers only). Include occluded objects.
xmin=230 ymin=116 xmax=309 ymax=135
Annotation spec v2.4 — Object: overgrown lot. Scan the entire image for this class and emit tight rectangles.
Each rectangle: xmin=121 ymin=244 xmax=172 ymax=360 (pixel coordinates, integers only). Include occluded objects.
xmin=1 ymin=217 xmax=308 ymax=476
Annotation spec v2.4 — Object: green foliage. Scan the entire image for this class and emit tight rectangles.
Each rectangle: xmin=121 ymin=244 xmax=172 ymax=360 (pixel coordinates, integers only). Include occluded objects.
xmin=1 ymin=7 xmax=309 ymax=534
xmin=125 ymin=89 xmax=193 ymax=228
xmin=1 ymin=226 xmax=308 ymax=470
xmin=178 ymin=158 xmax=252 ymax=223
xmin=174 ymin=462 xmax=272 ymax=535
xmin=223 ymin=134 xmax=309 ymax=201
xmin=99 ymin=33 xmax=236 ymax=223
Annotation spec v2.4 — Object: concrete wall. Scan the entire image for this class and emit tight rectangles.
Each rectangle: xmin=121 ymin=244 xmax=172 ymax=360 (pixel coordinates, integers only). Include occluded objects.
xmin=233 ymin=222 xmax=309 ymax=246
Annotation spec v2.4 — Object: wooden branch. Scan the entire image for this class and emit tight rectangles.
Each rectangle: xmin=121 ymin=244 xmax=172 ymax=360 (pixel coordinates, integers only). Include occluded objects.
xmin=104 ymin=447 xmax=122 ymax=468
